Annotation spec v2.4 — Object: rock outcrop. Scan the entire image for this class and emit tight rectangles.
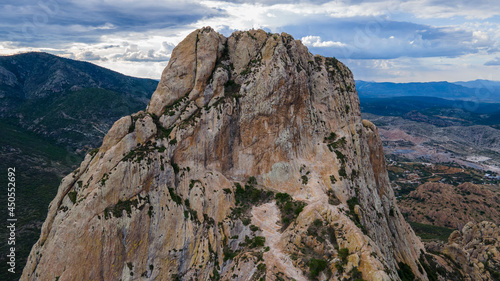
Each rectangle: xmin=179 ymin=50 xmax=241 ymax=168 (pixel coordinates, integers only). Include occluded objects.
xmin=22 ymin=28 xmax=429 ymax=280
xmin=426 ymin=221 xmax=500 ymax=281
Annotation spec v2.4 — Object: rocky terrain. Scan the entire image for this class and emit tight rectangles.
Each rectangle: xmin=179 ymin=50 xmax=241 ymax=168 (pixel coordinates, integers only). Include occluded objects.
xmin=21 ymin=28 xmax=434 ymax=281
xmin=427 ymin=221 xmax=500 ymax=281
xmin=399 ymin=182 xmax=500 ymax=229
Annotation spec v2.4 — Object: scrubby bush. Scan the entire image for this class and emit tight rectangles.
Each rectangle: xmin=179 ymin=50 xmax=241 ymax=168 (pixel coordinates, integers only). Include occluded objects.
xmin=308 ymin=259 xmax=328 ymax=278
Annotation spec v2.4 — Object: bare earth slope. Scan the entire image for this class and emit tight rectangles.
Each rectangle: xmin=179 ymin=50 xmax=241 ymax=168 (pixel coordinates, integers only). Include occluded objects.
xmin=22 ymin=28 xmax=429 ymax=281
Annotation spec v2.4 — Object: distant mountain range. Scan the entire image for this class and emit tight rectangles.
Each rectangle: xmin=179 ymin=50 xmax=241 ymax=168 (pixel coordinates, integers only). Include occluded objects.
xmin=359 ymin=96 xmax=500 ymax=128
xmin=356 ymin=80 xmax=500 ymax=102
xmin=0 ymin=52 xmax=158 ymax=150
xmin=454 ymin=79 xmax=500 ymax=90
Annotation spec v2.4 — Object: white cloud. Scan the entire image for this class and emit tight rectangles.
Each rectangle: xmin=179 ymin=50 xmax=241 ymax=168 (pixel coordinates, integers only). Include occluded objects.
xmin=94 ymin=23 xmax=116 ymax=30
xmin=1 ymin=0 xmax=500 ymax=82
xmin=92 ymin=59 xmax=166 ymax=79
xmin=197 ymin=0 xmax=394 ymax=32
xmin=347 ymin=55 xmax=500 ymax=82
xmin=301 ymin=36 xmax=346 ymax=48
xmin=400 ymin=0 xmax=500 ymax=20
xmin=116 ymin=43 xmax=172 ymax=62
xmin=485 ymin=57 xmax=500 ymax=66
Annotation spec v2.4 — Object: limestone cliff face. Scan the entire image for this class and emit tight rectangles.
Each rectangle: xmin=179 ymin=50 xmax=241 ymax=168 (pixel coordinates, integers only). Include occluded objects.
xmin=22 ymin=28 xmax=428 ymax=281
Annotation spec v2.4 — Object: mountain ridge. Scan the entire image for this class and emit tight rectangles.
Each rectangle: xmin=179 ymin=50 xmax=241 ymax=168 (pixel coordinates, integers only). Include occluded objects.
xmin=0 ymin=52 xmax=159 ymax=151
xmin=0 ymin=51 xmax=157 ymax=101
xmin=356 ymin=80 xmax=500 ymax=102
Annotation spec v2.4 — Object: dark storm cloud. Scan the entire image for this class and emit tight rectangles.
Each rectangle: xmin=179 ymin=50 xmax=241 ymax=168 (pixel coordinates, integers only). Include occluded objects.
xmin=0 ymin=0 xmax=223 ymax=47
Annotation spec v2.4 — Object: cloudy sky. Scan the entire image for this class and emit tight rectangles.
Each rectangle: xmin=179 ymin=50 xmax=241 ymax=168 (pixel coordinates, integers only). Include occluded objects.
xmin=1 ymin=0 xmax=500 ymax=82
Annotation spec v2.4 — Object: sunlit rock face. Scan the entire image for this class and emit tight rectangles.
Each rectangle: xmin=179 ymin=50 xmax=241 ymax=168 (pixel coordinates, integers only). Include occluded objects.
xmin=22 ymin=27 xmax=429 ymax=281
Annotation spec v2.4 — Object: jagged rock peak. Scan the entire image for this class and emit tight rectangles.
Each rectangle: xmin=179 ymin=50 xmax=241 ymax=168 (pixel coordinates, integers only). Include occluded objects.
xmin=147 ymin=27 xmax=351 ymax=117
xmin=22 ymin=27 xmax=430 ymax=281
xmin=147 ymin=27 xmax=226 ymax=115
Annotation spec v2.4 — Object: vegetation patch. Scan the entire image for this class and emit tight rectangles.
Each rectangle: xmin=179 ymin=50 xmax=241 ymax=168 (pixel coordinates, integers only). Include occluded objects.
xmin=324 ymin=132 xmax=347 ymax=152
xmin=338 ymin=248 xmax=349 ymax=264
xmin=397 ymin=262 xmax=415 ymax=281
xmin=128 ymin=116 xmax=137 ymax=133
xmin=346 ymin=197 xmax=366 ymax=234
xmin=121 ymin=141 xmax=165 ymax=164
xmin=223 ymin=245 xmax=239 ymax=262
xmin=308 ymin=259 xmax=328 ymax=279
xmin=275 ymin=192 xmax=307 ymax=231
xmin=349 ymin=267 xmax=365 ymax=280
xmin=231 ymin=180 xmax=274 ymax=222
xmin=166 ymin=187 xmax=200 ymax=223
xmin=333 ymin=247 xmax=350 ymax=276
xmin=67 ymin=191 xmax=77 ymax=204
xmin=485 ymin=262 xmax=500 ymax=281
xmin=306 ymin=219 xmax=338 ymax=249
xmin=324 ymin=57 xmax=341 ymax=74
xmin=324 ymin=132 xmax=337 ymax=142
xmin=417 ymin=251 xmax=463 ymax=281
xmin=103 ymin=195 xmax=149 ymax=219
xmin=301 ymin=175 xmax=309 ymax=185
xmin=100 ymin=173 xmax=109 ymax=186
xmin=162 ymin=93 xmax=189 ymax=116
xmin=155 ymin=121 xmax=174 ymax=140
xmin=235 ymin=183 xmax=272 ymax=205
xmin=168 ymin=187 xmax=183 ymax=205
xmin=179 ymin=107 xmax=203 ymax=129
xmin=330 ymin=175 xmax=337 ymax=184
xmin=88 ymin=148 xmax=99 ymax=157
xmin=241 ymin=235 xmax=266 ymax=249
xmin=409 ymin=221 xmax=454 ymax=242
xmin=248 ymin=176 xmax=257 ymax=185
xmin=172 ymin=163 xmax=180 ymax=174
xmin=240 ymin=68 xmax=251 ymax=76
xmin=338 ymin=166 xmax=347 ymax=179
xmin=250 ymin=224 xmax=260 ymax=232
xmin=189 ymin=179 xmax=202 ymax=190
xmin=335 ymin=150 xmax=346 ymax=164
xmin=224 ymin=80 xmax=241 ymax=98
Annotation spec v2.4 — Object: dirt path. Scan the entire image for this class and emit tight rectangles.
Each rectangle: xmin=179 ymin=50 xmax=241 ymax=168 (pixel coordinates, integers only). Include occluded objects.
xmin=251 ymin=201 xmax=307 ymax=281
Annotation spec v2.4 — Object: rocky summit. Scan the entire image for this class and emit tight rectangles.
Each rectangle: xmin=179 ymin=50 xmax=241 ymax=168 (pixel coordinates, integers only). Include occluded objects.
xmin=22 ymin=27 xmax=432 ymax=280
